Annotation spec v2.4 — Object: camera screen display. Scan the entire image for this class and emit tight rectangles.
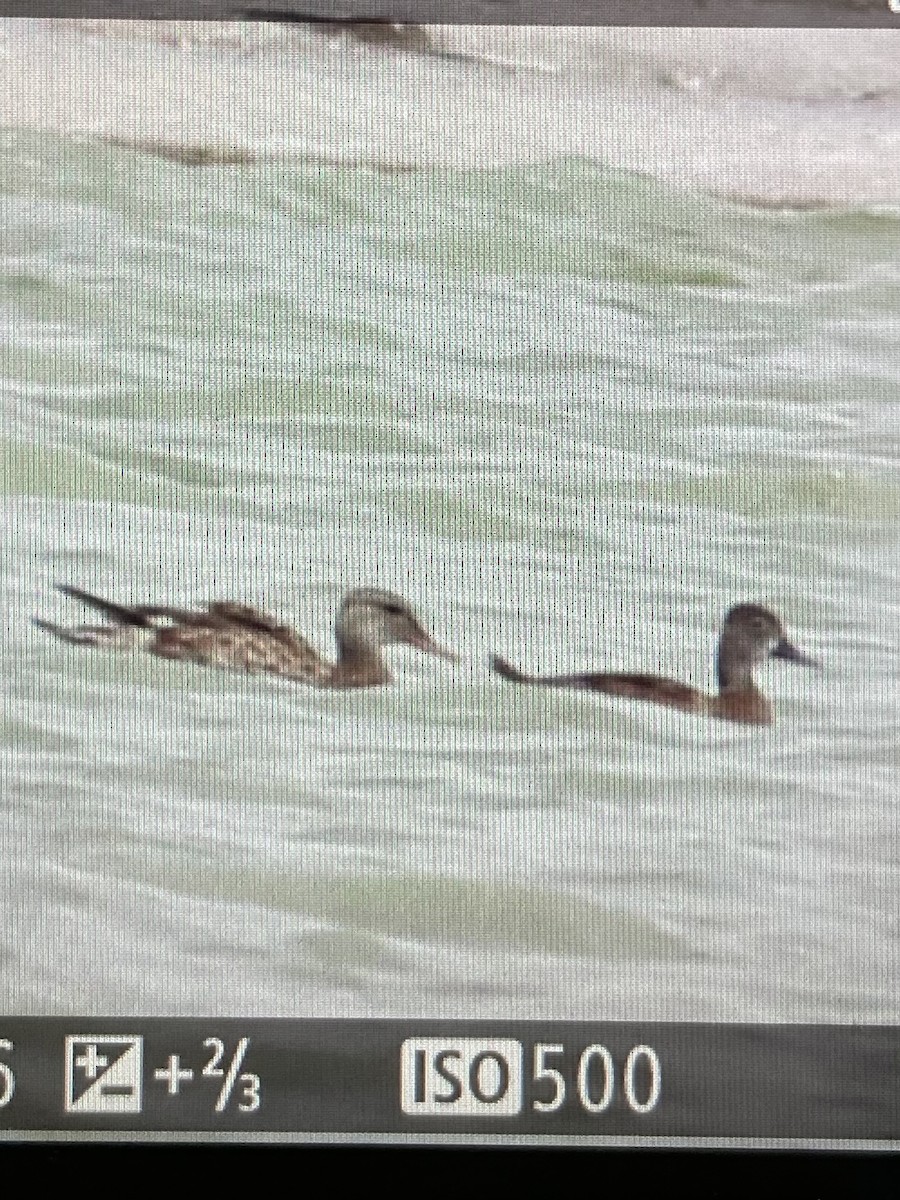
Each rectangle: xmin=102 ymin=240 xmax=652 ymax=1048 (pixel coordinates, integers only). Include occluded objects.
xmin=0 ymin=4 xmax=898 ymax=1148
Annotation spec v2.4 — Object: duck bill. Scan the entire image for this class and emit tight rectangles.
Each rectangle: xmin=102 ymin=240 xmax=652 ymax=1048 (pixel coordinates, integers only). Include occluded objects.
xmin=771 ymin=638 xmax=820 ymax=670
xmin=405 ymin=626 xmax=459 ymax=662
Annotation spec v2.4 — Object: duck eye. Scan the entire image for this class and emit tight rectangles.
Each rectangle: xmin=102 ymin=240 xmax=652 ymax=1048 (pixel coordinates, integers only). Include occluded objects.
xmin=381 ymin=602 xmax=405 ymax=616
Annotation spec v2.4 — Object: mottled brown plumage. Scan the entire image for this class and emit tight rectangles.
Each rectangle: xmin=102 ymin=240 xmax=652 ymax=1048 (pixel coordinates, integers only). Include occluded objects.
xmin=491 ymin=604 xmax=819 ymax=726
xmin=34 ymin=584 xmax=456 ymax=688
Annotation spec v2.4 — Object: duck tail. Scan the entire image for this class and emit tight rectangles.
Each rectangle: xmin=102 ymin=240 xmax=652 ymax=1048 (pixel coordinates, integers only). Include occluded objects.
xmin=32 ymin=617 xmax=143 ymax=650
xmin=56 ymin=584 xmax=150 ymax=627
xmin=489 ymin=654 xmax=532 ymax=684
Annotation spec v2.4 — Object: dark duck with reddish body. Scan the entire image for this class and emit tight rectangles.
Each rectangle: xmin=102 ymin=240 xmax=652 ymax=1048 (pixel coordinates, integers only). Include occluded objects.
xmin=491 ymin=604 xmax=819 ymax=726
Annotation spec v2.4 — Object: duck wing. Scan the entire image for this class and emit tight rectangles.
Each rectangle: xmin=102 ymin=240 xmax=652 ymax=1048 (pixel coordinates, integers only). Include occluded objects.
xmin=490 ymin=656 xmax=704 ymax=714
xmin=54 ymin=585 xmax=327 ymax=681
xmin=200 ymin=601 xmax=293 ymax=632
xmin=148 ymin=601 xmax=325 ymax=681
xmin=58 ymin=586 xmax=290 ymax=635
xmin=150 ymin=620 xmax=326 ymax=681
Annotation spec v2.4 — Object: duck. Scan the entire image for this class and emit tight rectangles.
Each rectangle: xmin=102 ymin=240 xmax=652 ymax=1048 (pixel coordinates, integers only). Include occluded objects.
xmin=34 ymin=584 xmax=457 ymax=688
xmin=490 ymin=603 xmax=819 ymax=726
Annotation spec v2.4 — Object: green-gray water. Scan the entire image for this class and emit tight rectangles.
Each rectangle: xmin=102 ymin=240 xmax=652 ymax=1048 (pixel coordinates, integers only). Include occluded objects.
xmin=1 ymin=23 xmax=898 ymax=1020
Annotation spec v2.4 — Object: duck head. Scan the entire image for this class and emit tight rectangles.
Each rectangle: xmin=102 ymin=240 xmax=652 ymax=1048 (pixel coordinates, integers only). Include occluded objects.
xmin=717 ymin=603 xmax=819 ymax=689
xmin=337 ymin=587 xmax=457 ymax=661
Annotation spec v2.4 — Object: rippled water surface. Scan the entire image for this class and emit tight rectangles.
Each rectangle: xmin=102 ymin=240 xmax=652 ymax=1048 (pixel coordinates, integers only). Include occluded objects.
xmin=0 ymin=22 xmax=898 ymax=1020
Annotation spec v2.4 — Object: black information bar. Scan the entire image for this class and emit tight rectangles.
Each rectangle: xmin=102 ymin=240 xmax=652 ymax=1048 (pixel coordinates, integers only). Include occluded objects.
xmin=0 ymin=1020 xmax=898 ymax=1141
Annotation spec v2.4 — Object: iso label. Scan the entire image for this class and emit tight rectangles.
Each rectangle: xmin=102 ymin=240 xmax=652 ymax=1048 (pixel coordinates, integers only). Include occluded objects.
xmin=401 ymin=1039 xmax=524 ymax=1115
xmin=401 ymin=1038 xmax=662 ymax=1118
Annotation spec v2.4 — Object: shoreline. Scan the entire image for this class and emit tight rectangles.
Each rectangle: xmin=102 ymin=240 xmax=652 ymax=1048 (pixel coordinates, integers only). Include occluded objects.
xmin=0 ymin=1 xmax=899 ymax=29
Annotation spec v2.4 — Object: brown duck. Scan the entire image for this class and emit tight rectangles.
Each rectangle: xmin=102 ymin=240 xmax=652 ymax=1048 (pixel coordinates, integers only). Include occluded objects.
xmin=491 ymin=604 xmax=819 ymax=726
xmin=35 ymin=584 xmax=456 ymax=688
